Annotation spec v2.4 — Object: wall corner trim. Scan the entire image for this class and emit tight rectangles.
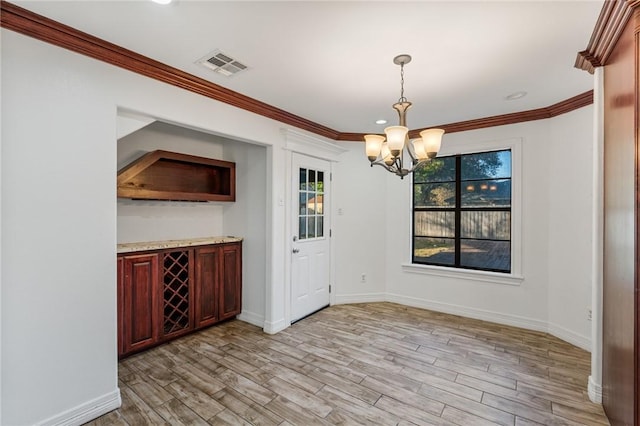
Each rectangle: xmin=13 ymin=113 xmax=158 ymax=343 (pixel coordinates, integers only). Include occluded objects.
xmin=35 ymin=388 xmax=121 ymax=426
xmin=263 ymin=318 xmax=289 ymax=335
xmin=237 ymin=310 xmax=265 ymax=328
xmin=588 ymin=375 xmax=604 ymax=403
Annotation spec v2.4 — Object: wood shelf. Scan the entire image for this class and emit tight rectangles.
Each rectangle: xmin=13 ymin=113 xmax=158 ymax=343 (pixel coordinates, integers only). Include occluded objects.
xmin=117 ymin=150 xmax=236 ymax=202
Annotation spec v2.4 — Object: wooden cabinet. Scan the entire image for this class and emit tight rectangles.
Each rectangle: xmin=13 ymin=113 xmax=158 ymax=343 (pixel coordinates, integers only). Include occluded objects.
xmin=118 ymin=253 xmax=159 ymax=356
xmin=194 ymin=243 xmax=243 ymax=327
xmin=220 ymin=243 xmax=242 ymax=320
xmin=117 ymin=241 xmax=242 ymax=358
xmin=194 ymin=246 xmax=220 ymax=328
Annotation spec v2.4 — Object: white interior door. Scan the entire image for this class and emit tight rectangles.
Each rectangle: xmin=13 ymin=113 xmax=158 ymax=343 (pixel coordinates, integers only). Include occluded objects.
xmin=291 ymin=153 xmax=331 ymax=322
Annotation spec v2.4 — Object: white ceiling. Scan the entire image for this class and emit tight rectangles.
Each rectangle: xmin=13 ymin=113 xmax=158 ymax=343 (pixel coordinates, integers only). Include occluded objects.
xmin=15 ymin=1 xmax=602 ymax=135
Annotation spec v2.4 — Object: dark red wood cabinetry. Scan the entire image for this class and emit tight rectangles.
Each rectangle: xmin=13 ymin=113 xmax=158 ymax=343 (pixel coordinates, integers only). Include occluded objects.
xmin=194 ymin=246 xmax=221 ymax=328
xmin=220 ymin=243 xmax=242 ymax=320
xmin=117 ymin=241 xmax=242 ymax=358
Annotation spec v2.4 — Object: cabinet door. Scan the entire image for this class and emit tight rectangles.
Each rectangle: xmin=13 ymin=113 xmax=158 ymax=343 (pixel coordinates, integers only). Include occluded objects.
xmin=121 ymin=254 xmax=159 ymax=356
xmin=220 ymin=242 xmax=242 ymax=320
xmin=195 ymin=246 xmax=220 ymax=327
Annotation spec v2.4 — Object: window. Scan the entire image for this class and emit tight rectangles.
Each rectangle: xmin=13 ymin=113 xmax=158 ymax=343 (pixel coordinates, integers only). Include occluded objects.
xmin=298 ymin=167 xmax=324 ymax=240
xmin=412 ymin=149 xmax=512 ymax=273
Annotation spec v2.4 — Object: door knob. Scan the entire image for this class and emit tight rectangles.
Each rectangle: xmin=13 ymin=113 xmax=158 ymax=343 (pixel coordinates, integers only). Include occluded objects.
xmin=292 ymin=248 xmax=300 ymax=253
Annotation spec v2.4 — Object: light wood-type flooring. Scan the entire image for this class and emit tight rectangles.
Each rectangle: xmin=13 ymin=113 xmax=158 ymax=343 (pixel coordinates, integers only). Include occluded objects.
xmin=87 ymin=302 xmax=609 ymax=425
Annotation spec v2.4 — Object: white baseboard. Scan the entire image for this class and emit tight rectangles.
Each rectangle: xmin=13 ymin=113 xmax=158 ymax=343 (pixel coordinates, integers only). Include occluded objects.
xmin=263 ymin=317 xmax=288 ymax=334
xmin=333 ymin=293 xmax=386 ymax=305
xmin=265 ymin=292 xmax=592 ymax=354
xmin=386 ymin=293 xmax=548 ymax=333
xmin=588 ymin=375 xmax=603 ymax=403
xmin=37 ymin=388 xmax=121 ymax=426
xmin=548 ymin=322 xmax=591 ymax=352
xmin=237 ymin=310 xmax=264 ymax=328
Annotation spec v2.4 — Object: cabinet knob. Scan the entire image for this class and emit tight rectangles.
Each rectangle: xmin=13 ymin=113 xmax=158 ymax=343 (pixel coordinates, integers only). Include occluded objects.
xmin=292 ymin=248 xmax=300 ymax=254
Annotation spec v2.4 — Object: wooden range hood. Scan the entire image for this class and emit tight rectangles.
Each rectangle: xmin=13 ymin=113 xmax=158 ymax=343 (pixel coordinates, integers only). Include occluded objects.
xmin=117 ymin=150 xmax=236 ymax=202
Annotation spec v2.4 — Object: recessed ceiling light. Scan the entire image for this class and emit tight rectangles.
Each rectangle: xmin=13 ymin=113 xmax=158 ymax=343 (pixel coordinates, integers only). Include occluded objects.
xmin=151 ymin=0 xmax=172 ymax=4
xmin=505 ymin=91 xmax=527 ymax=101
xmin=375 ymin=119 xmax=387 ymax=125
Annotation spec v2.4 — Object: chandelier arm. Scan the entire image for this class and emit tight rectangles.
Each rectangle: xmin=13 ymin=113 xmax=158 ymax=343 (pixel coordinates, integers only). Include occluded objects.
xmin=405 ymin=158 xmax=430 ymax=175
xmin=371 ymin=160 xmax=396 ymax=174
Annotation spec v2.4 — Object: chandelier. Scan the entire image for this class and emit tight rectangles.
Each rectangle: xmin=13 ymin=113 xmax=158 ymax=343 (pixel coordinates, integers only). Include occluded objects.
xmin=364 ymin=54 xmax=445 ymax=179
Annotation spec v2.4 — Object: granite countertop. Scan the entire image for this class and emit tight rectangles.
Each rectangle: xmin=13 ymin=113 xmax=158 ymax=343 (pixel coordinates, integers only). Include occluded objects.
xmin=117 ymin=236 xmax=243 ymax=253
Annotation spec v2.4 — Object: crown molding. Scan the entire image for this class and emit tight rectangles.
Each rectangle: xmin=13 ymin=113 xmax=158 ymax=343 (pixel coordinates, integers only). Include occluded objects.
xmin=575 ymin=0 xmax=640 ymax=73
xmin=337 ymin=91 xmax=593 ymax=141
xmin=0 ymin=0 xmax=340 ymax=140
xmin=1 ymin=1 xmax=594 ymax=143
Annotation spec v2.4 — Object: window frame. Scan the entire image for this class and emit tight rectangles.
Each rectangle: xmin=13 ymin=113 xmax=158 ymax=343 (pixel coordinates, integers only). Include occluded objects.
xmin=403 ymin=137 xmax=523 ymax=285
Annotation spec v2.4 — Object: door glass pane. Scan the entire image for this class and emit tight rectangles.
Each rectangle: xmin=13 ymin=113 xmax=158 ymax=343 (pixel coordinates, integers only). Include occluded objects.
xmin=413 ymin=237 xmax=455 ymax=265
xmin=308 ymin=170 xmax=316 ymax=191
xmin=301 ymin=168 xmax=309 ymax=191
xmin=299 ymin=216 xmax=307 ymax=239
xmin=299 ymin=193 xmax=308 ymax=215
xmin=414 ymin=211 xmax=455 ymax=238
xmin=317 ymin=172 xmax=324 ymax=193
xmin=308 ymin=216 xmax=316 ymax=238
xmin=317 ymin=216 xmax=324 ymax=236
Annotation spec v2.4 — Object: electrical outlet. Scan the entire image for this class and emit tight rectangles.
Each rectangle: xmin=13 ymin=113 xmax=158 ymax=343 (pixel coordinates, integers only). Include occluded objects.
xmin=587 ymin=308 xmax=592 ymax=321
xmin=361 ymin=273 xmax=366 ymax=283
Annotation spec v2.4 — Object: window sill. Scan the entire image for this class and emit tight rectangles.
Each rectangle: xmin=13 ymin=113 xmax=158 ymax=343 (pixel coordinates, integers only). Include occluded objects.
xmin=401 ymin=263 xmax=524 ymax=286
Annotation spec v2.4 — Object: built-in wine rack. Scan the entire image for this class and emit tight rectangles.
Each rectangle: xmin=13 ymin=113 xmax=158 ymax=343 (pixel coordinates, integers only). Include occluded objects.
xmin=163 ymin=250 xmax=190 ymax=335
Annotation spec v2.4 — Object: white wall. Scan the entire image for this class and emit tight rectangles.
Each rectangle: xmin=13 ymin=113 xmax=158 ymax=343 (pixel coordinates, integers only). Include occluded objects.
xmin=334 ymin=106 xmax=594 ymax=351
xmin=547 ymin=106 xmax=594 ymax=347
xmin=221 ymin=140 xmax=268 ymax=327
xmin=332 ymin=144 xmax=388 ymax=302
xmin=1 ymin=29 xmax=292 ymax=425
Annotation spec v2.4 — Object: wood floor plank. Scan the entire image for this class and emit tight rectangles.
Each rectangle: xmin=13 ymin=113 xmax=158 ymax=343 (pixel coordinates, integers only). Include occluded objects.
xmin=263 ymin=377 xmax=332 ymax=418
xmin=361 ymin=376 xmax=445 ymax=416
xmin=373 ymin=395 xmax=455 ymax=426
xmin=154 ymin=398 xmax=209 ymax=426
xmin=417 ymin=384 xmax=515 ymax=426
xmin=214 ymin=368 xmax=276 ymax=406
xmin=90 ymin=303 xmax=609 ymax=426
xmin=454 ymin=374 xmax=552 ymax=411
xmin=118 ymin=385 xmax=171 ymax=425
xmin=315 ymin=386 xmax=400 ymax=426
xmin=480 ymin=393 xmax=583 ymax=426
xmin=164 ymin=379 xmax=226 ymax=420
xmin=440 ymin=405 xmax=503 ymax=426
xmin=263 ymin=396 xmax=331 ymax=426
xmin=212 ymin=387 xmax=284 ymax=426
xmin=301 ymin=365 xmax=382 ymax=405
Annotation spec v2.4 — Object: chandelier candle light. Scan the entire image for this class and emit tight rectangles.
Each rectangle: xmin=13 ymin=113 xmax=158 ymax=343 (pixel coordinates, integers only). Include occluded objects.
xmin=365 ymin=54 xmax=445 ymax=179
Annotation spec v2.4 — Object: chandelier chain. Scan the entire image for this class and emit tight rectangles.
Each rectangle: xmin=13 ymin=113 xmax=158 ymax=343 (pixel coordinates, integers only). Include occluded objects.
xmin=399 ymin=63 xmax=407 ymax=103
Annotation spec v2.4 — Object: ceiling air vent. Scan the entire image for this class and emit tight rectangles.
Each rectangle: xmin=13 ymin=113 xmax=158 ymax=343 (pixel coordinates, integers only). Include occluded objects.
xmin=197 ymin=50 xmax=248 ymax=77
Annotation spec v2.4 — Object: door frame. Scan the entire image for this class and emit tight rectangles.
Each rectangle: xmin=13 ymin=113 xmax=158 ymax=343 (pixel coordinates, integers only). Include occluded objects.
xmin=282 ymin=129 xmax=347 ymax=326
